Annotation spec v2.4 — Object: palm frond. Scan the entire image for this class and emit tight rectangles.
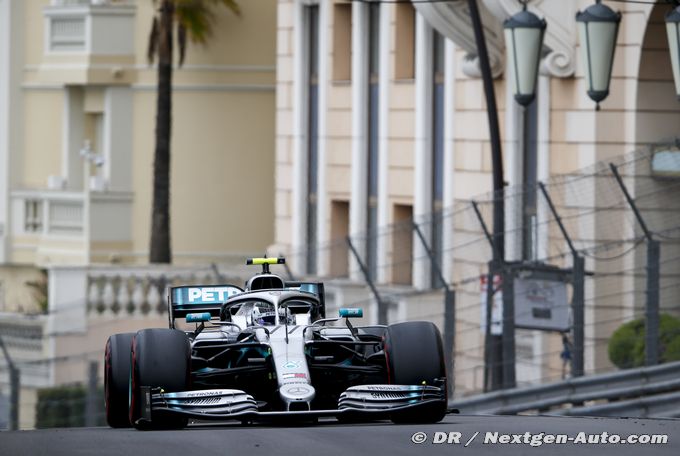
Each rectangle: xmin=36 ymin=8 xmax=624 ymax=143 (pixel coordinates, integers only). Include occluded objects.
xmin=174 ymin=0 xmax=241 ymax=45
xmin=177 ymin=22 xmax=187 ymax=66
xmin=213 ymin=0 xmax=241 ymax=16
xmin=175 ymin=0 xmax=212 ymax=45
xmin=147 ymin=16 xmax=159 ymax=65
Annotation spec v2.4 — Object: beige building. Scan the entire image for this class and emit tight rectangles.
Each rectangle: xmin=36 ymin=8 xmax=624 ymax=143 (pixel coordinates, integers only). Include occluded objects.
xmin=0 ymin=0 xmax=277 ymax=429
xmin=0 ymin=0 xmax=277 ymax=279
xmin=274 ymin=0 xmax=680 ymax=394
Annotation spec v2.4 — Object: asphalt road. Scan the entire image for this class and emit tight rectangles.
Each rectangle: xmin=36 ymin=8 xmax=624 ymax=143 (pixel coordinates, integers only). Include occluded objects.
xmin=1 ymin=414 xmax=678 ymax=456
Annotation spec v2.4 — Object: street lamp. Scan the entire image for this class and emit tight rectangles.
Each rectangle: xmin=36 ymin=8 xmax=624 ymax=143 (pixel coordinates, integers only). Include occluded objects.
xmin=665 ymin=5 xmax=680 ymax=100
xmin=504 ymin=5 xmax=546 ymax=106
xmin=576 ymin=0 xmax=621 ymax=108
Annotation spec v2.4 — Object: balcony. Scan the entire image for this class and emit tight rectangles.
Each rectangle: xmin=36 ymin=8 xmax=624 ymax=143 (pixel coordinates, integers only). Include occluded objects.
xmin=38 ymin=0 xmax=136 ymax=85
xmin=10 ymin=189 xmax=133 ymax=265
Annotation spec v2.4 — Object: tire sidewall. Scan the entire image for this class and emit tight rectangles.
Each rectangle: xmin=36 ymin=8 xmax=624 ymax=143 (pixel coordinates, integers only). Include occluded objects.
xmin=383 ymin=321 xmax=448 ymax=424
xmin=384 ymin=321 xmax=446 ymax=387
xmin=104 ymin=332 xmax=134 ymax=428
xmin=129 ymin=328 xmax=191 ymax=429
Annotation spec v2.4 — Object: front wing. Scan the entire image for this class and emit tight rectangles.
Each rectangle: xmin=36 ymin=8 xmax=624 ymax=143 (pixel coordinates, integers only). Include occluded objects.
xmin=138 ymin=384 xmax=448 ymax=423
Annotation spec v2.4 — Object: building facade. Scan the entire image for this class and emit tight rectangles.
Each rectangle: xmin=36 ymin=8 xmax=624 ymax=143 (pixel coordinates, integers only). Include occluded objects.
xmin=274 ymin=0 xmax=680 ymax=394
xmin=0 ymin=0 xmax=277 ymax=280
xmin=0 ymin=0 xmax=278 ymax=428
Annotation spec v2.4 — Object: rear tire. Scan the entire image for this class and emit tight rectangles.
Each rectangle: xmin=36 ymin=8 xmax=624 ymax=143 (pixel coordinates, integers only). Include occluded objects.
xmin=383 ymin=321 xmax=447 ymax=424
xmin=129 ymin=329 xmax=191 ymax=430
xmin=105 ymin=333 xmax=134 ymax=428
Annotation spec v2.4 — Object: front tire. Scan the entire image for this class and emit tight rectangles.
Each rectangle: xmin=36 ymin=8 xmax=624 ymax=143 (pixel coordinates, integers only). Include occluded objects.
xmin=105 ymin=333 xmax=134 ymax=428
xmin=384 ymin=321 xmax=447 ymax=423
xmin=129 ymin=329 xmax=190 ymax=430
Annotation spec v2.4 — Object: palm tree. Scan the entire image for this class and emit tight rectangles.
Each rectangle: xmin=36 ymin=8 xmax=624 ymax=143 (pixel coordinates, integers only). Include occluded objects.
xmin=147 ymin=0 xmax=240 ymax=263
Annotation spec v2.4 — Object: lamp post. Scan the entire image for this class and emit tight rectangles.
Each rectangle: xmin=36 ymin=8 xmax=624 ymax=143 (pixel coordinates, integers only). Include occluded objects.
xmin=501 ymin=2 xmax=546 ymax=390
xmin=467 ymin=0 xmax=505 ymax=391
xmin=665 ymin=5 xmax=680 ymax=100
xmin=504 ymin=5 xmax=546 ymax=106
xmin=576 ymin=0 xmax=621 ymax=109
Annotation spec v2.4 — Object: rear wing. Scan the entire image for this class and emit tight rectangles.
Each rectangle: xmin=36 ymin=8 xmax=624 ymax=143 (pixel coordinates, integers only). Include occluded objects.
xmin=285 ymin=281 xmax=326 ymax=319
xmin=168 ymin=284 xmax=243 ymax=326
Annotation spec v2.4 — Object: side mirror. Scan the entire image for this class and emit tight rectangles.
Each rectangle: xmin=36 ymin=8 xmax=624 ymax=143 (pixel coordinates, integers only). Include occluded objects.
xmin=186 ymin=312 xmax=211 ymax=323
xmin=339 ymin=308 xmax=363 ymax=318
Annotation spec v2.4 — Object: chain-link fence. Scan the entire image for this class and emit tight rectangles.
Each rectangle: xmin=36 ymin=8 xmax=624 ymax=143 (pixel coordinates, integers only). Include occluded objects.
xmin=281 ymin=143 xmax=680 ymax=396
xmin=0 ymin=347 xmax=105 ymax=430
xmin=1 ymin=145 xmax=679 ymax=428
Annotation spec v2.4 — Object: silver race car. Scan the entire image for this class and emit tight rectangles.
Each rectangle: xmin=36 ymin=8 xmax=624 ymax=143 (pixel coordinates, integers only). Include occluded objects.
xmin=104 ymin=258 xmax=449 ymax=429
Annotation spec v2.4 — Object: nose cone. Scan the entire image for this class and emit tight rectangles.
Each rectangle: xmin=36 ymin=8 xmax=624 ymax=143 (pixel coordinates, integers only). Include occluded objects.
xmin=279 ymin=383 xmax=316 ymax=410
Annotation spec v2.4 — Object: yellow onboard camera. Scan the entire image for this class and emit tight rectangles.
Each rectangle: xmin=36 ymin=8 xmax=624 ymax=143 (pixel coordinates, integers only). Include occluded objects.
xmin=246 ymin=257 xmax=285 ymax=274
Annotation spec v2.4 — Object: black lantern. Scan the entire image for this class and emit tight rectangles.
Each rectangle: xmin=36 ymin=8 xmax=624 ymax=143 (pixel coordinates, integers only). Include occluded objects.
xmin=504 ymin=5 xmax=547 ymax=106
xmin=665 ymin=6 xmax=680 ymax=100
xmin=576 ymin=0 xmax=621 ymax=107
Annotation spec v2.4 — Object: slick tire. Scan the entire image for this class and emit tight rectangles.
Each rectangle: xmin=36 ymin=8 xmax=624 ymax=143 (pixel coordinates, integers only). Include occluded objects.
xmin=104 ymin=332 xmax=134 ymax=428
xmin=129 ymin=328 xmax=190 ymax=430
xmin=383 ymin=321 xmax=447 ymax=424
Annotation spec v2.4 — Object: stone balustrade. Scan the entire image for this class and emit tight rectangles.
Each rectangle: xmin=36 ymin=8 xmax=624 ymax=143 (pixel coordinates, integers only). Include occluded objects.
xmin=85 ymin=268 xmax=244 ymax=317
xmin=47 ymin=264 xmax=249 ymax=335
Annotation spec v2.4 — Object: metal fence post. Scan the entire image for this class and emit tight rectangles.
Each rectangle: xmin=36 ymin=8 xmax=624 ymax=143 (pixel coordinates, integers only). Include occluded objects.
xmin=210 ymin=263 xmax=224 ymax=283
xmin=9 ymin=368 xmax=20 ymax=431
xmin=412 ymin=221 xmax=456 ymax=398
xmin=471 ymin=201 xmax=504 ymax=391
xmin=538 ymin=182 xmax=585 ymax=377
xmin=646 ymin=240 xmax=661 ymax=365
xmin=484 ymin=265 xmax=495 ymax=392
xmin=572 ymin=254 xmax=585 ymax=377
xmin=0 ymin=336 xmax=20 ymax=431
xmin=346 ymin=236 xmax=387 ymax=324
xmin=443 ymin=288 xmax=455 ymax=397
xmin=610 ymin=163 xmax=659 ymax=366
xmin=85 ymin=360 xmax=98 ymax=427
xmin=501 ymin=263 xmax=516 ymax=389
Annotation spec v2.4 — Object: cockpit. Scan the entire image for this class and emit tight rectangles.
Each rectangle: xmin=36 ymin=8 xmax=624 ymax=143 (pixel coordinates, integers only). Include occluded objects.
xmin=230 ymin=300 xmax=294 ymax=327
xmin=168 ymin=257 xmax=326 ymax=337
xmin=221 ymin=294 xmax=319 ymax=329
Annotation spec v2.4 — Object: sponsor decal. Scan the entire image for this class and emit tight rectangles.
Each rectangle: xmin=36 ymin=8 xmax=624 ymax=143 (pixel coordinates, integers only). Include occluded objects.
xmin=364 ymin=385 xmax=411 ymax=392
xmin=283 ymin=361 xmax=301 ymax=369
xmin=187 ymin=287 xmax=238 ymax=303
xmin=286 ymin=386 xmax=310 ymax=396
xmin=185 ymin=390 xmax=229 ymax=397
xmin=282 ymin=373 xmax=307 ymax=380
xmin=173 ymin=286 xmax=241 ymax=305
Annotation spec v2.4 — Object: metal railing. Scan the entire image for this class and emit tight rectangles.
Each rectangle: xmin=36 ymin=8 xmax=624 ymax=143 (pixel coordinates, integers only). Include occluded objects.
xmin=451 ymin=360 xmax=680 ymax=418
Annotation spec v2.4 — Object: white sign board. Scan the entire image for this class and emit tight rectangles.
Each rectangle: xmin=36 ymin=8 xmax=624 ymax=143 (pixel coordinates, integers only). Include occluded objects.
xmin=514 ymin=278 xmax=570 ymax=331
xmin=481 ymin=274 xmax=571 ymax=333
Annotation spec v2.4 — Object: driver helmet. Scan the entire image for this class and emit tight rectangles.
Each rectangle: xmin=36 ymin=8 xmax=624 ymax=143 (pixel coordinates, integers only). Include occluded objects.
xmin=250 ymin=302 xmax=277 ymax=326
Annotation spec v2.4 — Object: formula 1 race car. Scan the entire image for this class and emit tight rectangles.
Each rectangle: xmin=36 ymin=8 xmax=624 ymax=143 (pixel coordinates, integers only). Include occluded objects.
xmin=104 ymin=258 xmax=448 ymax=429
